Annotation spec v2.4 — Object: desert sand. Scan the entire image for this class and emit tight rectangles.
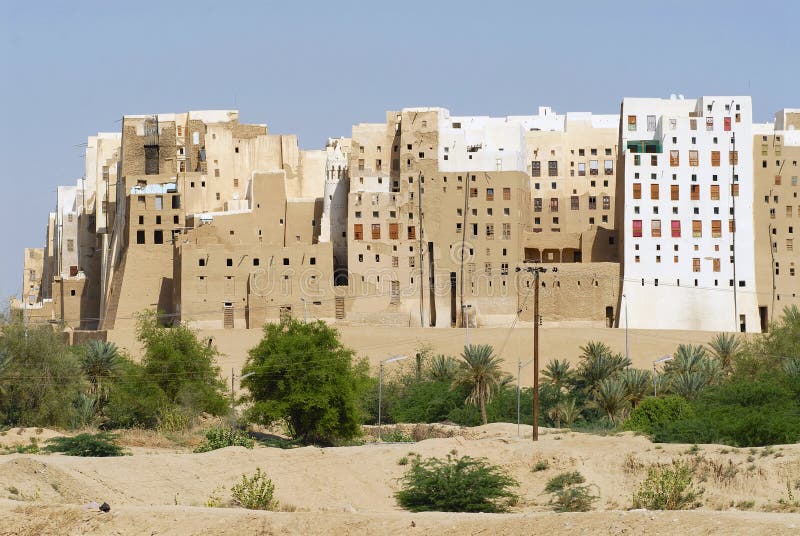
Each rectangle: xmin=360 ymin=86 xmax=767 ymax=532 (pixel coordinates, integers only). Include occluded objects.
xmin=1 ymin=424 xmax=799 ymax=535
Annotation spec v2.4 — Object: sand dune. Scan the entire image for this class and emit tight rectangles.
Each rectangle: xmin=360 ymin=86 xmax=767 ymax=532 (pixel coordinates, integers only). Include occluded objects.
xmin=1 ymin=424 xmax=799 ymax=534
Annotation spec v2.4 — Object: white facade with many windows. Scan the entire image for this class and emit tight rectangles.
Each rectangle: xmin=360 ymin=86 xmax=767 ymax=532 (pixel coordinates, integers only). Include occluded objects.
xmin=618 ymin=96 xmax=759 ymax=332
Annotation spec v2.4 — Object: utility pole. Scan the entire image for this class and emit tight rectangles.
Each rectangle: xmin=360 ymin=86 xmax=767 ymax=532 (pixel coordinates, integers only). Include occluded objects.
xmin=516 ymin=265 xmax=546 ymax=441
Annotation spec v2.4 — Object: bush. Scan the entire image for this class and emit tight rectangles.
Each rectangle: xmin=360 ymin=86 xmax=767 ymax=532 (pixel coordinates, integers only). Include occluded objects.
xmin=43 ymin=432 xmax=126 ymax=457
xmin=231 ymin=468 xmax=276 ymax=510
xmin=652 ymin=379 xmax=800 ymax=446
xmin=0 ymin=322 xmax=87 ymax=428
xmin=632 ymin=461 xmax=703 ymax=510
xmin=544 ymin=471 xmax=596 ymax=512
xmin=623 ymin=396 xmax=694 ymax=435
xmin=396 ymin=452 xmax=519 ymax=512
xmin=194 ymin=427 xmax=255 ymax=453
xmin=243 ymin=319 xmax=370 ymax=445
xmin=382 ymin=428 xmax=414 ymax=443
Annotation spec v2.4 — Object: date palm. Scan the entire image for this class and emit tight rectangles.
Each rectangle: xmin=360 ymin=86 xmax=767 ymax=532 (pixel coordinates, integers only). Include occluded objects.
xmin=453 ymin=344 xmax=504 ymax=425
xmin=554 ymin=398 xmax=583 ymax=428
xmin=592 ymin=377 xmax=629 ymax=424
xmin=427 ymin=354 xmax=459 ymax=382
xmin=620 ymin=368 xmax=652 ymax=408
xmin=542 ymin=358 xmax=573 ymax=393
xmin=706 ymin=333 xmax=741 ymax=374
xmin=666 ymin=344 xmax=707 ymax=375
xmin=669 ymin=372 xmax=708 ymax=400
xmin=576 ymin=341 xmax=630 ymax=393
xmin=79 ymin=340 xmax=120 ymax=405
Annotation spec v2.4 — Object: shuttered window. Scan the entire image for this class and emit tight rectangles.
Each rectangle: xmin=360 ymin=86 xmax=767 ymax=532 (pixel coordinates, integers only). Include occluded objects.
xmin=691 ymin=185 xmax=700 ymax=200
xmin=711 ymin=220 xmax=722 ymax=238
xmin=671 ymin=185 xmax=680 ymax=200
xmin=650 ymin=184 xmax=659 ymax=200
xmin=671 ymin=220 xmax=681 ymax=238
xmin=693 ymin=258 xmax=700 ymax=272
xmin=692 ymin=220 xmax=702 ymax=238
xmin=670 ymin=150 xmax=679 ymax=166
xmin=627 ymin=115 xmax=637 ymax=131
xmin=389 ymin=223 xmax=399 ymax=239
xmin=731 ymin=183 xmax=739 ymax=197
xmin=371 ymin=224 xmax=381 ymax=239
xmin=651 ymin=219 xmax=661 ymax=237
xmin=632 ymin=220 xmax=643 ymax=237
xmin=689 ymin=150 xmax=699 ymax=166
xmin=353 ymin=224 xmax=363 ymax=240
xmin=633 ymin=183 xmax=641 ymax=199
xmin=711 ymin=151 xmax=721 ymax=166
xmin=711 ymin=185 xmax=720 ymax=200
xmin=729 ymin=151 xmax=738 ymax=165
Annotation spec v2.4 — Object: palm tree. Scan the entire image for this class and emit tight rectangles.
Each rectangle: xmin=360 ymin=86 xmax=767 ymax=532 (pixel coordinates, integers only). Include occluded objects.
xmin=542 ymin=358 xmax=573 ymax=393
xmin=554 ymin=398 xmax=583 ymax=428
xmin=576 ymin=343 xmax=630 ymax=393
xmin=453 ymin=344 xmax=505 ymax=425
xmin=79 ymin=340 xmax=120 ymax=405
xmin=620 ymin=368 xmax=652 ymax=408
xmin=782 ymin=357 xmax=800 ymax=377
xmin=706 ymin=333 xmax=741 ymax=374
xmin=593 ymin=377 xmax=629 ymax=424
xmin=427 ymin=354 xmax=459 ymax=382
xmin=667 ymin=344 xmax=707 ymax=375
xmin=669 ymin=372 xmax=708 ymax=400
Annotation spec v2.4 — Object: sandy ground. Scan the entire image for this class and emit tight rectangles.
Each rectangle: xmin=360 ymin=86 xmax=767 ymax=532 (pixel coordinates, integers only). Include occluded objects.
xmin=108 ymin=325 xmax=719 ymax=386
xmin=1 ymin=424 xmax=798 ymax=535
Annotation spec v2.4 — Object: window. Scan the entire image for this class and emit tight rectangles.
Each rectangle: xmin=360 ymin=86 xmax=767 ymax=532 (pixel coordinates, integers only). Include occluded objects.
xmin=502 ymin=187 xmax=511 ymax=200
xmin=589 ymin=196 xmax=597 ymax=210
xmin=602 ymin=196 xmax=610 ymax=210
xmin=66 ymin=239 xmax=74 ymax=252
xmin=153 ymin=230 xmax=164 ymax=244
xmin=690 ymin=184 xmax=700 ymax=200
xmin=532 ymin=161 xmax=541 ymax=177
xmin=713 ymin=258 xmax=721 ymax=272
xmin=550 ymin=198 xmax=559 ymax=212
xmin=604 ymin=160 xmax=613 ymax=175
xmin=729 ymin=219 xmax=736 ymax=233
xmin=353 ymin=224 xmax=363 ymax=240
xmin=710 ymin=185 xmax=720 ymax=200
xmin=486 ymin=224 xmax=494 ymax=239
xmin=534 ymin=198 xmax=542 ymax=212
xmin=671 ymin=220 xmax=681 ymax=238
xmin=650 ymin=184 xmax=659 ymax=200
xmin=470 ymin=187 xmax=478 ymax=198
xmin=731 ymin=183 xmax=739 ymax=197
xmin=711 ymin=151 xmax=721 ymax=167
xmin=693 ymin=258 xmax=700 ymax=272
xmin=647 ymin=115 xmax=656 ymax=131
xmin=548 ymin=161 xmax=558 ymax=176
xmin=671 ymin=185 xmax=680 ymax=201
xmin=571 ymin=196 xmax=579 ymax=210
xmin=577 ymin=163 xmax=586 ymax=176
xmin=627 ymin=115 xmax=637 ymax=131
xmin=651 ymin=219 xmax=661 ymax=237
xmin=692 ymin=220 xmax=702 ymax=238
xmin=486 ymin=188 xmax=494 ymax=201
xmin=689 ymin=150 xmax=699 ymax=166
xmin=729 ymin=151 xmax=738 ymax=165
xmin=389 ymin=223 xmax=399 ymax=239
xmin=706 ymin=117 xmax=714 ymax=131
xmin=371 ymin=224 xmax=381 ymax=239
xmin=136 ymin=230 xmax=145 ymax=244
xmin=670 ymin=150 xmax=679 ymax=166
xmin=632 ymin=220 xmax=643 ymax=237
xmin=633 ymin=183 xmax=641 ymax=199
xmin=502 ymin=223 xmax=511 ymax=240
xmin=407 ymin=226 xmax=416 ymax=239
xmin=711 ymin=220 xmax=722 ymax=238
xmin=589 ymin=160 xmax=599 ymax=175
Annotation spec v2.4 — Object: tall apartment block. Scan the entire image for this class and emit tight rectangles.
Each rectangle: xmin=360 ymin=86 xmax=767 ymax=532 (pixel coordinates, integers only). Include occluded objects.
xmin=618 ymin=96 xmax=759 ymax=332
xmin=753 ymin=109 xmax=800 ymax=328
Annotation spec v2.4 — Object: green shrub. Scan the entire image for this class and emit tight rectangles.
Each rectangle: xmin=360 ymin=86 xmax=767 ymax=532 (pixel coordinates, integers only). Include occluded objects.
xmin=396 ymin=452 xmax=519 ymax=512
xmin=623 ymin=396 xmax=694 ymax=435
xmin=544 ymin=471 xmax=585 ymax=493
xmin=194 ymin=427 xmax=255 ymax=453
xmin=382 ymin=428 xmax=414 ymax=443
xmin=632 ymin=461 xmax=703 ymax=510
xmin=43 ymin=432 xmax=126 ymax=457
xmin=231 ymin=467 xmax=276 ymax=510
xmin=533 ymin=460 xmax=549 ymax=472
xmin=544 ymin=471 xmax=596 ymax=512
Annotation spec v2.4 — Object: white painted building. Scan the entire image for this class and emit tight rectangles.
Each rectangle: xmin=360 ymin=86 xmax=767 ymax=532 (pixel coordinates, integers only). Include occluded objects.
xmin=618 ymin=95 xmax=759 ymax=332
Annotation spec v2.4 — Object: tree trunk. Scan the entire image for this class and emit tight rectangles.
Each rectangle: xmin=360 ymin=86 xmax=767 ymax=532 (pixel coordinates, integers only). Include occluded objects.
xmin=479 ymin=386 xmax=488 ymax=425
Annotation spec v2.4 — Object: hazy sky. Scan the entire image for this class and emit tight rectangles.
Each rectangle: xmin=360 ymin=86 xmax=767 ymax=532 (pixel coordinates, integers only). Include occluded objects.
xmin=0 ymin=0 xmax=797 ymax=299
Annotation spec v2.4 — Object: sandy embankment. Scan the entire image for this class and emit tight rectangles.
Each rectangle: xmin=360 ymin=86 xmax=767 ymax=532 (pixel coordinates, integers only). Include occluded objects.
xmin=0 ymin=424 xmax=799 ymax=534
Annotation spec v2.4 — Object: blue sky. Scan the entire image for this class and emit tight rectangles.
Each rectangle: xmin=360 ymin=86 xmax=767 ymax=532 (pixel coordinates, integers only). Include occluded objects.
xmin=0 ymin=0 xmax=797 ymax=300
